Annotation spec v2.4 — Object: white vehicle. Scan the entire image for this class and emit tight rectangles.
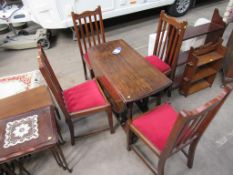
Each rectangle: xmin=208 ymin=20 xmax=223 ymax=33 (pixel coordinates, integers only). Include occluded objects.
xmin=0 ymin=0 xmax=195 ymax=29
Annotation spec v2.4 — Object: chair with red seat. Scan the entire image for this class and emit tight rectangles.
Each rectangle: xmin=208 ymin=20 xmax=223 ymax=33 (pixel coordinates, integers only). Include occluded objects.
xmin=127 ymin=84 xmax=233 ymax=175
xmin=72 ymin=6 xmax=106 ymax=80
xmin=145 ymin=11 xmax=187 ymax=95
xmin=38 ymin=46 xmax=114 ymax=145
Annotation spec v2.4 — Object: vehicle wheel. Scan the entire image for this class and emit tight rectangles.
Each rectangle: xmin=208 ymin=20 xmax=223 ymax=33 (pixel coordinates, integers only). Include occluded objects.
xmin=37 ymin=38 xmax=50 ymax=49
xmin=168 ymin=0 xmax=192 ymax=17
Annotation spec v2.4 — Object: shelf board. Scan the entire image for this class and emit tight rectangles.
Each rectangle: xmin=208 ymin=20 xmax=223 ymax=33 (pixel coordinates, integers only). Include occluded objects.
xmin=187 ymin=80 xmax=210 ymax=95
xmin=197 ymin=51 xmax=223 ymax=67
xmin=192 ymin=67 xmax=217 ymax=82
xmin=183 ymin=23 xmax=224 ymax=41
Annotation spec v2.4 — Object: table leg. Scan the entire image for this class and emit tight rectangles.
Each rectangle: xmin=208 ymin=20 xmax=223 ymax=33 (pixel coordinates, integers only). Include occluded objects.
xmin=1 ymin=163 xmax=17 ymax=175
xmin=112 ymin=102 xmax=134 ymax=126
xmin=135 ymin=98 xmax=149 ymax=112
xmin=15 ymin=160 xmax=31 ymax=175
xmin=55 ymin=145 xmax=72 ymax=173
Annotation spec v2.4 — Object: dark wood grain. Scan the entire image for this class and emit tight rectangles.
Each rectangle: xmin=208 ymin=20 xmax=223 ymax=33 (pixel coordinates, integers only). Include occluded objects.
xmin=0 ymin=86 xmax=53 ymax=119
xmin=0 ymin=106 xmax=57 ymax=163
xmin=88 ymin=39 xmax=172 ymax=112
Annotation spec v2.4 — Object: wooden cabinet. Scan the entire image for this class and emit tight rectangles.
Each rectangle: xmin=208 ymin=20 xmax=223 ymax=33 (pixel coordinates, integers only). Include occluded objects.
xmin=180 ymin=40 xmax=226 ymax=96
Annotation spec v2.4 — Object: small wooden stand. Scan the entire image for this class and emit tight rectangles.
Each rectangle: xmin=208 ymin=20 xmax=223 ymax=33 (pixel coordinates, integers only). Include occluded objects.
xmin=180 ymin=40 xmax=226 ymax=96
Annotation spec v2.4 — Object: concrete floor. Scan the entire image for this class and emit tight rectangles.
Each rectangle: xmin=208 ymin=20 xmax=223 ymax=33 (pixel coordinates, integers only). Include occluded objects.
xmin=1 ymin=1 xmax=233 ymax=175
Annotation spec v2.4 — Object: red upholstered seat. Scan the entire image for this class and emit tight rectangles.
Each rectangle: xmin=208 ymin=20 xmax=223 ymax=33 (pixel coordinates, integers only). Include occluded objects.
xmin=132 ymin=103 xmax=178 ymax=151
xmin=63 ymin=80 xmax=107 ymax=113
xmin=145 ymin=55 xmax=171 ymax=73
xmin=84 ymin=53 xmax=91 ymax=67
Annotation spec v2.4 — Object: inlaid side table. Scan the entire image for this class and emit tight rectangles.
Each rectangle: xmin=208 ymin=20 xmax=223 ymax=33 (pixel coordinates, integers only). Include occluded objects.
xmin=0 ymin=86 xmax=72 ymax=174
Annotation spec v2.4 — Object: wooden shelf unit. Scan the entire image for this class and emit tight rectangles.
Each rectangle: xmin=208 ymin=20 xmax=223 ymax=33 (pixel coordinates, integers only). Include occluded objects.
xmin=179 ymin=40 xmax=226 ymax=96
xmin=176 ymin=8 xmax=226 ymax=68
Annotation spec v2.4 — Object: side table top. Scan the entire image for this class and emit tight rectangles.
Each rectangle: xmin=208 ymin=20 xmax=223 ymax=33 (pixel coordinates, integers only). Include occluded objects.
xmin=0 ymin=106 xmax=58 ymax=164
xmin=0 ymin=86 xmax=53 ymax=119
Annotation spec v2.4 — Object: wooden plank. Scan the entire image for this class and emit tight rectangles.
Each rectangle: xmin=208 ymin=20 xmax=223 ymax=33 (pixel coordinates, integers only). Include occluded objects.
xmin=183 ymin=23 xmax=224 ymax=41
xmin=192 ymin=67 xmax=217 ymax=82
xmin=197 ymin=51 xmax=223 ymax=66
xmin=187 ymin=80 xmax=210 ymax=95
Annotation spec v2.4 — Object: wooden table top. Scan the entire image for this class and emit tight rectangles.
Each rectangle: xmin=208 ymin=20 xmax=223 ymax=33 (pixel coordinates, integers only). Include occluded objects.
xmin=88 ymin=39 xmax=172 ymax=112
xmin=0 ymin=106 xmax=58 ymax=164
xmin=0 ymin=86 xmax=53 ymax=119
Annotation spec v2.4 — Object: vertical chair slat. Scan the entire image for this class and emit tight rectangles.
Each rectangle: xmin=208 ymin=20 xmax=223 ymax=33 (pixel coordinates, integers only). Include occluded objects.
xmin=83 ymin=17 xmax=92 ymax=48
xmin=158 ymin=21 xmax=167 ymax=57
xmin=94 ymin=13 xmax=101 ymax=44
xmin=78 ymin=18 xmax=88 ymax=53
xmin=89 ymin=15 xmax=96 ymax=46
xmin=165 ymin=26 xmax=175 ymax=62
xmin=168 ymin=30 xmax=179 ymax=65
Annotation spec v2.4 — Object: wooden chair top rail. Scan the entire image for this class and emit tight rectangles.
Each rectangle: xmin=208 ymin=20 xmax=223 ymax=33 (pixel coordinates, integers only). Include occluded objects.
xmin=160 ymin=10 xmax=187 ymax=29
xmin=71 ymin=6 xmax=101 ymax=19
xmin=88 ymin=39 xmax=172 ymax=103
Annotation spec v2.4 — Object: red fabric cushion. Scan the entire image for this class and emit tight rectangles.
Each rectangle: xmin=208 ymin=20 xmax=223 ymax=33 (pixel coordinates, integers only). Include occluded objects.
xmin=145 ymin=55 xmax=171 ymax=73
xmin=63 ymin=80 xmax=107 ymax=113
xmin=132 ymin=103 xmax=178 ymax=151
xmin=84 ymin=53 xmax=91 ymax=67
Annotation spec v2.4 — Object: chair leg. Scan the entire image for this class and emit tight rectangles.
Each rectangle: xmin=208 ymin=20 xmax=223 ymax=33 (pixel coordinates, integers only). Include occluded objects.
xmin=1 ymin=164 xmax=17 ymax=175
xmin=157 ymin=159 xmax=166 ymax=175
xmin=187 ymin=140 xmax=199 ymax=169
xmin=106 ymin=106 xmax=114 ymax=134
xmin=90 ymin=69 xmax=95 ymax=79
xmin=157 ymin=93 xmax=162 ymax=105
xmin=66 ymin=119 xmax=75 ymax=145
xmin=127 ymin=127 xmax=133 ymax=151
xmin=82 ymin=62 xmax=88 ymax=80
xmin=167 ymin=86 xmax=172 ymax=97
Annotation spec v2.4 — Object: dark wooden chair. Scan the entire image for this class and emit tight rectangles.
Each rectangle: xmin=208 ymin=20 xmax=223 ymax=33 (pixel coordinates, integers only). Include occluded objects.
xmin=145 ymin=10 xmax=187 ymax=95
xmin=127 ymin=84 xmax=233 ymax=175
xmin=38 ymin=47 xmax=114 ymax=145
xmin=72 ymin=6 xmax=106 ymax=80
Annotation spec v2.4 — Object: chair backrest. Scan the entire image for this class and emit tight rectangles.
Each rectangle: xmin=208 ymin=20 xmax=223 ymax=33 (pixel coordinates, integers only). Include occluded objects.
xmin=37 ymin=46 xmax=70 ymax=119
xmin=72 ymin=6 xmax=106 ymax=58
xmin=163 ymin=84 xmax=233 ymax=156
xmin=153 ymin=11 xmax=187 ymax=77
